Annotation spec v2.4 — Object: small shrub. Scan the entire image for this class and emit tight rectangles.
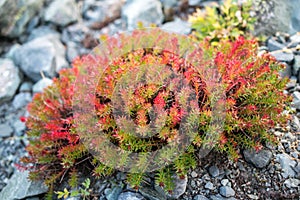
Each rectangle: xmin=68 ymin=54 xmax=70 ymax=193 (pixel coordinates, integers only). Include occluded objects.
xmin=188 ymin=0 xmax=256 ymax=44
xmin=21 ymin=30 xmax=291 ymax=196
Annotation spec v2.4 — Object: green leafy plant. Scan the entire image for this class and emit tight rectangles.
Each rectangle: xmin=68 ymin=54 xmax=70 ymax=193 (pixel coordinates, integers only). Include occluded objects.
xmin=20 ymin=30 xmax=291 ymax=196
xmin=188 ymin=0 xmax=256 ymax=45
xmin=55 ymin=178 xmax=91 ymax=200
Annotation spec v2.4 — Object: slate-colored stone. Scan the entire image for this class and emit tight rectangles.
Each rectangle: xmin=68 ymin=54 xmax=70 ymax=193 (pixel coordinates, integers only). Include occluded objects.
xmin=0 ymin=170 xmax=48 ymax=199
xmin=270 ymin=51 xmax=294 ymax=63
xmin=118 ymin=192 xmax=145 ymax=200
xmin=0 ymin=124 xmax=13 ymax=138
xmin=44 ymin=0 xmax=79 ymax=26
xmin=122 ymin=0 xmax=164 ymax=30
xmin=194 ymin=194 xmax=209 ymax=200
xmin=161 ymin=18 xmax=191 ymax=35
xmin=276 ymin=153 xmax=297 ymax=178
xmin=13 ymin=35 xmax=67 ymax=81
xmin=12 ymin=92 xmax=32 ymax=109
xmin=0 ymin=59 xmax=22 ymax=104
xmin=219 ymin=186 xmax=235 ymax=198
xmin=32 ymin=78 xmax=53 ymax=93
xmin=243 ymin=149 xmax=272 ymax=169
xmin=267 ymin=38 xmax=285 ymax=51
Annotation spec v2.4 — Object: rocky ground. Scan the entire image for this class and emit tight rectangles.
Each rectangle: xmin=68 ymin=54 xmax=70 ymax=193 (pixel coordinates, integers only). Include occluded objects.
xmin=0 ymin=0 xmax=300 ymax=199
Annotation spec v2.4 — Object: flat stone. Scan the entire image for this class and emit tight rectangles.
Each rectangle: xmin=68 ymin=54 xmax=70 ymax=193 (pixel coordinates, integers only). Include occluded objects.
xmin=104 ymin=186 xmax=123 ymax=200
xmin=44 ymin=0 xmax=79 ymax=26
xmin=13 ymin=119 xmax=26 ymax=136
xmin=204 ymin=181 xmax=214 ymax=190
xmin=118 ymin=192 xmax=145 ymax=200
xmin=243 ymin=149 xmax=272 ymax=169
xmin=19 ymin=81 xmax=33 ymax=92
xmin=12 ymin=92 xmax=32 ymax=109
xmin=155 ymin=174 xmax=187 ymax=199
xmin=161 ymin=18 xmax=191 ymax=35
xmin=0 ymin=124 xmax=13 ymax=138
xmin=219 ymin=186 xmax=235 ymax=198
xmin=279 ymin=62 xmax=292 ymax=78
xmin=293 ymin=55 xmax=300 ymax=75
xmin=210 ymin=194 xmax=236 ymax=200
xmin=122 ymin=0 xmax=164 ymax=30
xmin=276 ymin=153 xmax=297 ymax=178
xmin=13 ymin=35 xmax=67 ymax=81
xmin=0 ymin=59 xmax=22 ymax=104
xmin=140 ymin=186 xmax=165 ymax=200
xmin=27 ymin=26 xmax=60 ymax=41
xmin=270 ymin=51 xmax=294 ymax=63
xmin=82 ymin=0 xmax=123 ymax=23
xmin=267 ymin=38 xmax=285 ymax=51
xmin=32 ymin=78 xmax=53 ymax=93
xmin=284 ymin=178 xmax=300 ymax=188
xmin=0 ymin=170 xmax=48 ymax=199
xmin=221 ymin=179 xmax=229 ymax=186
xmin=209 ymin=165 xmax=220 ymax=177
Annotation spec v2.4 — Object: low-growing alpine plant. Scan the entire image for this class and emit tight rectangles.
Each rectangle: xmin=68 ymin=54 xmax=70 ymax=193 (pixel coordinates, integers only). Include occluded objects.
xmin=20 ymin=29 xmax=291 ymax=198
xmin=189 ymin=0 xmax=256 ymax=44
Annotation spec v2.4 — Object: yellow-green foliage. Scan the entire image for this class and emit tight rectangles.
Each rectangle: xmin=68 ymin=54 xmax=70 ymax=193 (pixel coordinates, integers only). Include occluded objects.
xmin=188 ymin=0 xmax=256 ymax=45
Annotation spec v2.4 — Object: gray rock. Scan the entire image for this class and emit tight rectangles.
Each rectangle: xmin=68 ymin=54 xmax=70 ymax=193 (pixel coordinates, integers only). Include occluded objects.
xmin=118 ymin=192 xmax=145 ymax=200
xmin=209 ymin=165 xmax=220 ymax=177
xmin=19 ymin=81 xmax=33 ymax=92
xmin=286 ymin=76 xmax=297 ymax=90
xmin=284 ymin=178 xmax=300 ymax=188
xmin=27 ymin=26 xmax=60 ymax=41
xmin=13 ymin=119 xmax=26 ymax=136
xmin=276 ymin=153 xmax=297 ymax=178
xmin=139 ymin=186 xmax=166 ymax=200
xmin=66 ymin=42 xmax=79 ymax=62
xmin=5 ymin=44 xmax=21 ymax=60
xmin=32 ymin=78 xmax=53 ymax=93
xmin=190 ymin=171 xmax=198 ymax=178
xmin=189 ymin=0 xmax=202 ymax=6
xmin=294 ymin=55 xmax=300 ymax=76
xmin=193 ymin=194 xmax=209 ymax=200
xmin=279 ymin=62 xmax=292 ymax=78
xmin=161 ymin=18 xmax=191 ymax=35
xmin=44 ymin=0 xmax=79 ymax=26
xmin=169 ymin=175 xmax=188 ymax=199
xmin=204 ymin=181 xmax=214 ymax=190
xmin=270 ymin=51 xmax=294 ymax=63
xmin=243 ymin=149 xmax=272 ymax=169
xmin=122 ymin=0 xmax=164 ymax=30
xmin=0 ymin=170 xmax=48 ymax=199
xmin=290 ymin=33 xmax=300 ymax=44
xmin=0 ymin=123 xmax=13 ymax=138
xmin=267 ymin=38 xmax=285 ymax=51
xmin=82 ymin=0 xmax=123 ymax=23
xmin=155 ymin=174 xmax=187 ymax=199
xmin=0 ymin=0 xmax=44 ymax=37
xmin=13 ymin=35 xmax=67 ymax=81
xmin=12 ymin=92 xmax=32 ymax=109
xmin=0 ymin=59 xmax=22 ymax=103
xmin=104 ymin=186 xmax=123 ymax=200
xmin=210 ymin=194 xmax=236 ymax=200
xmin=61 ymin=23 xmax=90 ymax=44
xmin=219 ymin=186 xmax=235 ymax=198
xmin=221 ymin=179 xmax=229 ymax=186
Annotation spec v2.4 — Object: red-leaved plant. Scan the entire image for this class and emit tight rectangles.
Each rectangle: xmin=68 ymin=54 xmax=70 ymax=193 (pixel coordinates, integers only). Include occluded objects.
xmin=20 ymin=30 xmax=291 ymax=198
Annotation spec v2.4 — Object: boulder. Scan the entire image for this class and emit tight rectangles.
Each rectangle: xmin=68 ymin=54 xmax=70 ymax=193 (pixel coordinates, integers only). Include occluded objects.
xmin=122 ymin=0 xmax=164 ymax=30
xmin=0 ymin=170 xmax=48 ymax=199
xmin=44 ymin=0 xmax=80 ymax=26
xmin=13 ymin=35 xmax=67 ymax=81
xmin=0 ymin=59 xmax=22 ymax=103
